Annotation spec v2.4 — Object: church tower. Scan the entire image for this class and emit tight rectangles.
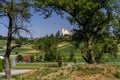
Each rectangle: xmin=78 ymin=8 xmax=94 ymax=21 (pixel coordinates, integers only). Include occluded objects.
xmin=62 ymin=26 xmax=70 ymax=36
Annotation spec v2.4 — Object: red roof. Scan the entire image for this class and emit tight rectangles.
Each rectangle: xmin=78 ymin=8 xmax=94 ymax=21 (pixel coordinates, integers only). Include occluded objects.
xmin=23 ymin=56 xmax=31 ymax=61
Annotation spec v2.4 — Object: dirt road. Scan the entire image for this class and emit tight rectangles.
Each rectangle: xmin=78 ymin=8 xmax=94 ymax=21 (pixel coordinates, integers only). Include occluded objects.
xmin=0 ymin=69 xmax=31 ymax=77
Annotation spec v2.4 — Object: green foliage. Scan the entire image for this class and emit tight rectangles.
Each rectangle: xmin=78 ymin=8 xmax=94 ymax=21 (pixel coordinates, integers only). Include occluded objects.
xmin=33 ymin=0 xmax=119 ymax=63
xmin=16 ymin=55 xmax=23 ymax=62
xmin=68 ymin=50 xmax=75 ymax=62
xmin=44 ymin=52 xmax=54 ymax=61
xmin=30 ymin=55 xmax=34 ymax=62
xmin=15 ymin=37 xmax=30 ymax=45
xmin=33 ymin=33 xmax=62 ymax=66
xmin=0 ymin=35 xmax=7 ymax=40
xmin=55 ymin=30 xmax=63 ymax=42
xmin=38 ymin=55 xmax=43 ymax=62
xmin=93 ymin=34 xmax=118 ymax=63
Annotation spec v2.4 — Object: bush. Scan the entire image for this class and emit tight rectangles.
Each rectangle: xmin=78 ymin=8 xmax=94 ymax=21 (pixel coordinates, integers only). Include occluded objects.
xmin=30 ymin=55 xmax=34 ymax=62
xmin=16 ymin=55 xmax=23 ymax=62
xmin=0 ymin=59 xmax=4 ymax=72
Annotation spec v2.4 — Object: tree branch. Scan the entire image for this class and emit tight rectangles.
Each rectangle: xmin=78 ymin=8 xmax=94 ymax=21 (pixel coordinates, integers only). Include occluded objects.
xmin=0 ymin=23 xmax=8 ymax=28
xmin=0 ymin=14 xmax=6 ymax=17
xmin=91 ymin=3 xmax=111 ymax=37
xmin=11 ymin=44 xmax=21 ymax=51
xmin=12 ymin=27 xmax=30 ymax=35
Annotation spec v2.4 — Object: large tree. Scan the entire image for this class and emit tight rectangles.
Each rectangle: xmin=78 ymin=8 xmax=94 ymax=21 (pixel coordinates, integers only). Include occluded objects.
xmin=0 ymin=0 xmax=31 ymax=78
xmin=33 ymin=0 xmax=118 ymax=63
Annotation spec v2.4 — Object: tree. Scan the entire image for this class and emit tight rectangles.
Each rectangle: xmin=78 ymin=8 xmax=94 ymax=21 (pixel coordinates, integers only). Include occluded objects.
xmin=55 ymin=30 xmax=63 ymax=42
xmin=33 ymin=34 xmax=62 ymax=67
xmin=15 ymin=37 xmax=29 ymax=45
xmin=30 ymin=55 xmax=34 ymax=62
xmin=0 ymin=0 xmax=31 ymax=78
xmin=16 ymin=54 xmax=23 ymax=62
xmin=38 ymin=55 xmax=43 ymax=62
xmin=111 ymin=1 xmax=120 ymax=43
xmin=33 ymin=0 xmax=118 ymax=64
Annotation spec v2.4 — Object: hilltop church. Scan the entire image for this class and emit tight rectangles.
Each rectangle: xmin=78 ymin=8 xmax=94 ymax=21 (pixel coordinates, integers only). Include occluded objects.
xmin=62 ymin=26 xmax=70 ymax=36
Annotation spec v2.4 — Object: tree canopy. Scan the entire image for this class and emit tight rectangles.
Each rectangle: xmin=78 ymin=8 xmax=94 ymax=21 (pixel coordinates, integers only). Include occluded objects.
xmin=33 ymin=0 xmax=119 ymax=63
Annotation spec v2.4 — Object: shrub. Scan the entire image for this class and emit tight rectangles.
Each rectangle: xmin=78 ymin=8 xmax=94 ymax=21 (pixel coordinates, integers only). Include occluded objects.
xmin=30 ymin=55 xmax=34 ymax=62
xmin=16 ymin=55 xmax=23 ymax=62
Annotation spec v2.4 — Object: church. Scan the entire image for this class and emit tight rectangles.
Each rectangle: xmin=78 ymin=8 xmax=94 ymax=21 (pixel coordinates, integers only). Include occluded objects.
xmin=62 ymin=26 xmax=70 ymax=36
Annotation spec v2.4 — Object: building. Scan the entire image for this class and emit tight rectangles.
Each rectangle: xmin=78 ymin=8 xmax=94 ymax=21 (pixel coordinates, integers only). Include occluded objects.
xmin=23 ymin=56 xmax=31 ymax=61
xmin=62 ymin=26 xmax=70 ymax=36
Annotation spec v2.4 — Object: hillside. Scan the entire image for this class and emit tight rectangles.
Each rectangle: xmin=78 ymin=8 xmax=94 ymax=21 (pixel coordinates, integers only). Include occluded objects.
xmin=0 ymin=40 xmax=120 ymax=62
xmin=11 ymin=64 xmax=120 ymax=80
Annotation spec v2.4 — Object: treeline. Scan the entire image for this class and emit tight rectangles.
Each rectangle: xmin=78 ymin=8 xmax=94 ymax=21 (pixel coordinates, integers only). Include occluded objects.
xmin=0 ymin=35 xmax=7 ymax=40
xmin=0 ymin=35 xmax=33 ymax=45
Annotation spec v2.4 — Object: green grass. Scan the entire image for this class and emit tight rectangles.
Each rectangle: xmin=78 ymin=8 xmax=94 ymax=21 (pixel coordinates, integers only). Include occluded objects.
xmin=11 ymin=48 xmax=33 ymax=54
xmin=12 ymin=63 xmax=58 ymax=69
xmin=0 ymin=40 xmax=120 ymax=63
xmin=12 ymin=63 xmax=43 ymax=69
xmin=0 ymin=40 xmax=6 ymax=47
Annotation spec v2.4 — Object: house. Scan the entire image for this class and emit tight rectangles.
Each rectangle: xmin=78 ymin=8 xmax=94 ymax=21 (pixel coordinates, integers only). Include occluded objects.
xmin=23 ymin=56 xmax=31 ymax=61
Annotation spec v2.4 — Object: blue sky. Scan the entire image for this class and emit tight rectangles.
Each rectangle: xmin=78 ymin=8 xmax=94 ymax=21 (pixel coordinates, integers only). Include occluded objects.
xmin=0 ymin=12 xmax=74 ymax=38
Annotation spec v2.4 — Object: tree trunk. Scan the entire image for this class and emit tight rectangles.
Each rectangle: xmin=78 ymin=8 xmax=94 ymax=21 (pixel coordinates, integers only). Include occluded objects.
xmin=87 ymin=37 xmax=96 ymax=64
xmin=4 ymin=13 xmax=12 ymax=79
xmin=4 ymin=54 xmax=11 ymax=78
xmin=57 ymin=61 xmax=62 ymax=67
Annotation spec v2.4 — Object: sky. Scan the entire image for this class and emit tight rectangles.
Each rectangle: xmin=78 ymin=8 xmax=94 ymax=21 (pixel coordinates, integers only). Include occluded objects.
xmin=0 ymin=12 xmax=74 ymax=38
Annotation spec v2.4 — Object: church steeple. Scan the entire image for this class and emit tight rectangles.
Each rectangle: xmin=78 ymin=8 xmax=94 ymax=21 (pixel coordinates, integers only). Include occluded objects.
xmin=62 ymin=26 xmax=70 ymax=36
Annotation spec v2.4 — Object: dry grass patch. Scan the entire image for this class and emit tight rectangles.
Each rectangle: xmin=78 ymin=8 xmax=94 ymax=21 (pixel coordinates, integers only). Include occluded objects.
xmin=11 ymin=64 xmax=120 ymax=80
xmin=58 ymin=42 xmax=69 ymax=47
xmin=22 ymin=45 xmax=33 ymax=49
xmin=24 ymin=50 xmax=40 ymax=54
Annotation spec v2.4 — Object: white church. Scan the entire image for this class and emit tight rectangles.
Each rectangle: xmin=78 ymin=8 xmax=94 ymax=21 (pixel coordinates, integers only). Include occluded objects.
xmin=62 ymin=26 xmax=70 ymax=36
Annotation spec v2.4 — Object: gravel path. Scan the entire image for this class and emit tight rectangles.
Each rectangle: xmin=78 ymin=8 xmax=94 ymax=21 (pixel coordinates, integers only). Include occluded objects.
xmin=0 ymin=69 xmax=31 ymax=77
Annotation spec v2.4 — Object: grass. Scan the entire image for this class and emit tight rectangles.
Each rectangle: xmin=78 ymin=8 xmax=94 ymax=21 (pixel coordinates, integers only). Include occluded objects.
xmin=12 ymin=63 xmax=43 ymax=69
xmin=0 ymin=40 xmax=6 ymax=47
xmin=6 ymin=64 xmax=120 ymax=80
xmin=12 ymin=63 xmax=58 ymax=69
xmin=0 ymin=40 xmax=120 ymax=62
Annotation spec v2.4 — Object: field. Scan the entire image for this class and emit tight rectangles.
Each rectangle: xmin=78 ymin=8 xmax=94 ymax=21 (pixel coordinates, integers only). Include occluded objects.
xmin=0 ymin=40 xmax=120 ymax=62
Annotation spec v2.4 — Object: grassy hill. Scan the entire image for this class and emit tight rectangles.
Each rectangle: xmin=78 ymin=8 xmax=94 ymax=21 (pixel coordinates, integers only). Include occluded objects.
xmin=0 ymin=40 xmax=39 ymax=56
xmin=0 ymin=40 xmax=80 ymax=57
xmin=9 ymin=64 xmax=120 ymax=80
